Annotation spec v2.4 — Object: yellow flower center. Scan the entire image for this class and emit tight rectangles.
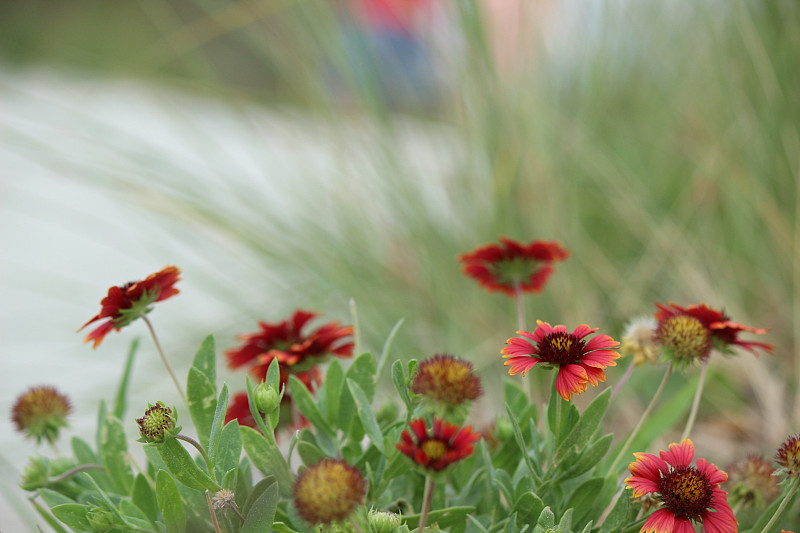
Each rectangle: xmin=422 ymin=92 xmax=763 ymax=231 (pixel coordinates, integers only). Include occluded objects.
xmin=538 ymin=332 xmax=586 ymax=366
xmin=655 ymin=315 xmax=710 ymax=364
xmin=421 ymin=440 xmax=447 ymax=461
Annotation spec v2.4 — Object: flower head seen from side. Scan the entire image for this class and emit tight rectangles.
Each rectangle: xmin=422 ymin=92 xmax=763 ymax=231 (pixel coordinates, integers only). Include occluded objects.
xmin=654 ymin=303 xmax=772 ymax=367
xmin=396 ymin=418 xmax=480 ymax=472
xmin=625 ymin=438 xmax=738 ymax=533
xmin=725 ymin=455 xmax=779 ymax=510
xmin=410 ymin=354 xmax=482 ymax=407
xmin=293 ymin=459 xmax=366 ymax=526
xmin=775 ymin=433 xmax=800 ymax=478
xmin=136 ymin=401 xmax=180 ymax=444
xmin=11 ymin=386 xmax=72 ymax=445
xmin=226 ymin=310 xmax=354 ymax=378
xmin=79 ymin=266 xmax=181 ymax=348
xmin=458 ymin=237 xmax=569 ymax=296
xmin=502 ymin=320 xmax=620 ymax=401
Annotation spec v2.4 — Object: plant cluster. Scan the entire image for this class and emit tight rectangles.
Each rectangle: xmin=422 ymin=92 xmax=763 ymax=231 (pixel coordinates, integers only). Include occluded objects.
xmin=12 ymin=239 xmax=800 ymax=532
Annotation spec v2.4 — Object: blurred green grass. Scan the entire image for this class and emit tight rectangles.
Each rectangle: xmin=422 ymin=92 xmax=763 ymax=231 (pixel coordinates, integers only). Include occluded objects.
xmin=3 ymin=0 xmax=799 ymax=459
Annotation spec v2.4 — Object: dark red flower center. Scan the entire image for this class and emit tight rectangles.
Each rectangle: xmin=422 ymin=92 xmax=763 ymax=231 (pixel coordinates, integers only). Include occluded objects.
xmin=421 ymin=439 xmax=447 ymax=461
xmin=657 ymin=466 xmax=713 ymax=521
xmin=537 ymin=332 xmax=586 ymax=366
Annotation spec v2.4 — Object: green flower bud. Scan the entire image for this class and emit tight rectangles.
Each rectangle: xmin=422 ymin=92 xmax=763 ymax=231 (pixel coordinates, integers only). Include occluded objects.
xmin=368 ymin=508 xmax=402 ymax=533
xmin=254 ymin=383 xmax=281 ymax=414
xmin=136 ymin=401 xmax=180 ymax=444
xmin=86 ymin=507 xmax=115 ymax=532
xmin=20 ymin=457 xmax=50 ymax=491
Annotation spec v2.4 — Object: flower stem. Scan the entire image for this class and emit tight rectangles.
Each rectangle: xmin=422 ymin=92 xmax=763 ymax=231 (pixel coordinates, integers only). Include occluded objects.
xmin=141 ymin=315 xmax=186 ymax=404
xmin=418 ymin=475 xmax=435 ymax=532
xmin=205 ymin=490 xmax=223 ymax=533
xmin=607 ymin=364 xmax=672 ymax=476
xmin=681 ymin=356 xmax=709 ymax=440
xmin=49 ymin=464 xmax=105 ymax=483
xmin=513 ymin=280 xmax=526 ymax=331
xmin=611 ymin=359 xmax=635 ymax=400
xmin=757 ymin=476 xmax=800 ymax=533
xmin=176 ymin=434 xmax=213 ymax=474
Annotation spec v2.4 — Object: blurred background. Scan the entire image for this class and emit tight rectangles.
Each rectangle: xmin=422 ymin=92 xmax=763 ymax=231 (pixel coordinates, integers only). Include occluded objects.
xmin=2 ymin=0 xmax=799 ymax=530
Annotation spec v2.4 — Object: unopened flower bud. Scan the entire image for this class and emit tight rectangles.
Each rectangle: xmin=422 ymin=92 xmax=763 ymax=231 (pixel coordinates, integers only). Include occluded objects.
xmin=20 ymin=457 xmax=50 ymax=491
xmin=254 ymin=383 xmax=281 ymax=414
xmin=86 ymin=507 xmax=115 ymax=532
xmin=368 ymin=508 xmax=401 ymax=533
xmin=136 ymin=401 xmax=180 ymax=444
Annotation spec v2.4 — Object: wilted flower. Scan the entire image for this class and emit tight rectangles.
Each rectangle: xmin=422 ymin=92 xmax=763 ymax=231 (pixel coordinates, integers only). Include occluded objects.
xmin=136 ymin=401 xmax=179 ymax=444
xmin=410 ymin=354 xmax=482 ymax=406
xmin=458 ymin=237 xmax=569 ymax=296
xmin=725 ymin=455 xmax=779 ymax=510
xmin=79 ymin=266 xmax=181 ymax=348
xmin=620 ymin=316 xmax=659 ymax=366
xmin=211 ymin=489 xmax=237 ymax=511
xmin=625 ymin=438 xmax=737 ymax=533
xmin=502 ymin=321 xmax=620 ymax=401
xmin=368 ymin=508 xmax=402 ymax=533
xmin=775 ymin=433 xmax=800 ymax=478
xmin=293 ymin=459 xmax=366 ymax=525
xmin=11 ymin=385 xmax=72 ymax=445
xmin=654 ymin=303 xmax=772 ymax=365
xmin=396 ymin=418 xmax=480 ymax=472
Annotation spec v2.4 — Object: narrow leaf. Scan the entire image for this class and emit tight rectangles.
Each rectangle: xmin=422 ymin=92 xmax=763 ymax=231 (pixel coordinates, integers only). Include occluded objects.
xmin=240 ymin=426 xmax=293 ymax=497
xmin=113 ymin=338 xmax=138 ymax=419
xmin=347 ymin=378 xmax=384 ymax=453
xmin=391 ymin=359 xmax=412 ymax=409
xmin=213 ymin=419 xmax=243 ymax=483
xmin=156 ymin=470 xmax=186 ymax=533
xmin=240 ymin=482 xmax=279 ymax=533
xmin=98 ymin=413 xmax=133 ymax=494
xmin=157 ymin=438 xmax=220 ymax=492
xmin=131 ymin=473 xmax=159 ymax=522
xmin=288 ymin=374 xmax=335 ymax=437
xmin=51 ymin=504 xmax=92 ymax=531
xmin=376 ymin=318 xmax=404 ymax=380
xmin=208 ymin=384 xmax=229 ymax=468
xmin=187 ymin=367 xmax=217 ymax=450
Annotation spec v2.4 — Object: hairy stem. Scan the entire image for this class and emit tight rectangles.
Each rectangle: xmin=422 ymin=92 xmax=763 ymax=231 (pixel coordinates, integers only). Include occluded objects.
xmin=49 ymin=464 xmax=105 ymax=484
xmin=176 ymin=434 xmax=213 ymax=474
xmin=142 ymin=315 xmax=186 ymax=403
xmin=418 ymin=475 xmax=435 ymax=532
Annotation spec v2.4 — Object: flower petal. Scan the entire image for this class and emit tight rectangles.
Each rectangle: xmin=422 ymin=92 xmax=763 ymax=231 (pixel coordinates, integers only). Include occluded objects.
xmin=555 ymin=364 xmax=588 ymax=401
xmin=503 ymin=356 xmax=540 ymax=376
xmin=659 ymin=438 xmax=695 ymax=468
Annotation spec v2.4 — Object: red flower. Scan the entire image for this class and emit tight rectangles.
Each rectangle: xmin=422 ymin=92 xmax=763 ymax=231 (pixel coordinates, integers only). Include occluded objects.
xmin=625 ymin=438 xmax=738 ymax=533
xmin=655 ymin=302 xmax=773 ymax=357
xmin=226 ymin=310 xmax=354 ymax=378
xmin=79 ymin=266 xmax=181 ymax=348
xmin=225 ymin=393 xmax=257 ymax=428
xmin=458 ymin=237 xmax=569 ymax=296
xmin=396 ymin=418 xmax=480 ymax=471
xmin=502 ymin=320 xmax=620 ymax=401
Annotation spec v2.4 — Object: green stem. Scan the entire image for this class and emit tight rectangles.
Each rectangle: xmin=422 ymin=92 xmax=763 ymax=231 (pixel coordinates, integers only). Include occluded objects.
xmin=611 ymin=359 xmax=635 ymax=400
xmin=607 ymin=364 xmax=672 ymax=475
xmin=176 ymin=434 xmax=213 ymax=474
xmin=49 ymin=464 xmax=105 ymax=484
xmin=680 ymin=356 xmax=709 ymax=440
xmin=513 ymin=280 xmax=525 ymax=331
xmin=418 ymin=475 xmax=435 ymax=532
xmin=758 ymin=476 xmax=800 ymax=533
xmin=141 ymin=315 xmax=186 ymax=404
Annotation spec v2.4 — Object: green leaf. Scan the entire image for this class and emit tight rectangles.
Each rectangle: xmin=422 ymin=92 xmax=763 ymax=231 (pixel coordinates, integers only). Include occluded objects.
xmin=72 ymin=436 xmax=112 ymax=490
xmin=240 ymin=481 xmax=279 ymax=533
xmin=556 ymin=389 xmax=611 ymax=459
xmin=564 ymin=477 xmax=604 ymax=525
xmin=113 ymin=338 xmax=139 ymax=420
xmin=265 ymin=356 xmax=281 ymax=390
xmin=321 ymin=359 xmax=344 ymax=426
xmin=38 ymin=488 xmax=74 ymax=508
xmin=242 ymin=476 xmax=278 ymax=517
xmin=213 ymin=419 xmax=243 ymax=483
xmin=208 ymin=384 xmax=230 ymax=469
xmin=245 ymin=375 xmax=272 ymax=437
xmin=340 ymin=352 xmax=377 ymax=435
xmin=347 ymin=378 xmax=384 ymax=453
xmin=98 ymin=413 xmax=133 ymax=494
xmin=598 ymin=487 xmax=634 ymax=533
xmin=376 ymin=318 xmax=404 ymax=380
xmin=156 ymin=470 xmax=186 ymax=533
xmin=51 ymin=503 xmax=92 ymax=531
xmin=131 ymin=473 xmax=159 ymax=522
xmin=391 ymin=359 xmax=412 ymax=409
xmin=505 ymin=403 xmax=538 ymax=481
xmin=240 ymin=425 xmax=293 ymax=497
xmin=289 ymin=374 xmax=335 ymax=437
xmin=514 ymin=492 xmax=545 ymax=527
xmin=402 ymin=506 xmax=475 ymax=530
xmin=297 ymin=441 xmax=326 ymax=465
xmin=29 ymin=497 xmax=69 ymax=533
xmin=562 ymin=433 xmax=613 ymax=480
xmin=187 ymin=335 xmax=218 ymax=448
xmin=157 ymin=438 xmax=220 ymax=492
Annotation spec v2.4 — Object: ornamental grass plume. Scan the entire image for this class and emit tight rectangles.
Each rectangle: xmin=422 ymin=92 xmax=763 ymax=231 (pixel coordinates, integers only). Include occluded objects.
xmin=11 ymin=385 xmax=72 ymax=445
xmin=396 ymin=417 xmax=480 ymax=472
xmin=625 ymin=438 xmax=737 ymax=533
xmin=458 ymin=237 xmax=569 ymax=296
xmin=79 ymin=266 xmax=181 ymax=348
xmin=293 ymin=458 xmax=366 ymax=526
xmin=502 ymin=320 xmax=620 ymax=401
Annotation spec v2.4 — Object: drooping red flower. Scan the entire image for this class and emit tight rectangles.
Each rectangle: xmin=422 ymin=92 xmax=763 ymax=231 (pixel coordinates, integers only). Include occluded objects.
xmin=625 ymin=438 xmax=738 ymax=533
xmin=458 ymin=237 xmax=569 ymax=296
xmin=226 ymin=310 xmax=354 ymax=378
xmin=396 ymin=418 xmax=480 ymax=472
xmin=79 ymin=266 xmax=181 ymax=348
xmin=502 ymin=320 xmax=620 ymax=401
xmin=654 ymin=302 xmax=772 ymax=359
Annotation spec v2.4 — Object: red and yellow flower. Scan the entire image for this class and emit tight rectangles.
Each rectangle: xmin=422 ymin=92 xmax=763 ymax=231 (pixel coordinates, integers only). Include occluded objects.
xmin=410 ymin=354 xmax=482 ymax=406
xmin=226 ymin=310 xmax=353 ymax=379
xmin=625 ymin=438 xmax=738 ymax=533
xmin=396 ymin=417 xmax=480 ymax=472
xmin=79 ymin=266 xmax=181 ymax=348
xmin=502 ymin=320 xmax=620 ymax=401
xmin=458 ymin=237 xmax=569 ymax=296
xmin=654 ymin=303 xmax=772 ymax=363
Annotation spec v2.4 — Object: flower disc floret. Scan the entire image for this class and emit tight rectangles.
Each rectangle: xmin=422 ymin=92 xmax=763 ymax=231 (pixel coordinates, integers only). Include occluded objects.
xmin=293 ymin=459 xmax=366 ymax=525
xmin=502 ymin=320 xmax=620 ymax=401
xmin=11 ymin=385 xmax=72 ymax=445
xmin=775 ymin=433 xmax=800 ymax=478
xmin=655 ymin=314 xmax=711 ymax=365
xmin=136 ymin=402 xmax=179 ymax=443
xmin=625 ymin=438 xmax=738 ymax=533
xmin=396 ymin=418 xmax=480 ymax=472
xmin=410 ymin=354 xmax=482 ymax=406
xmin=79 ymin=266 xmax=181 ymax=348
xmin=458 ymin=237 xmax=569 ymax=296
